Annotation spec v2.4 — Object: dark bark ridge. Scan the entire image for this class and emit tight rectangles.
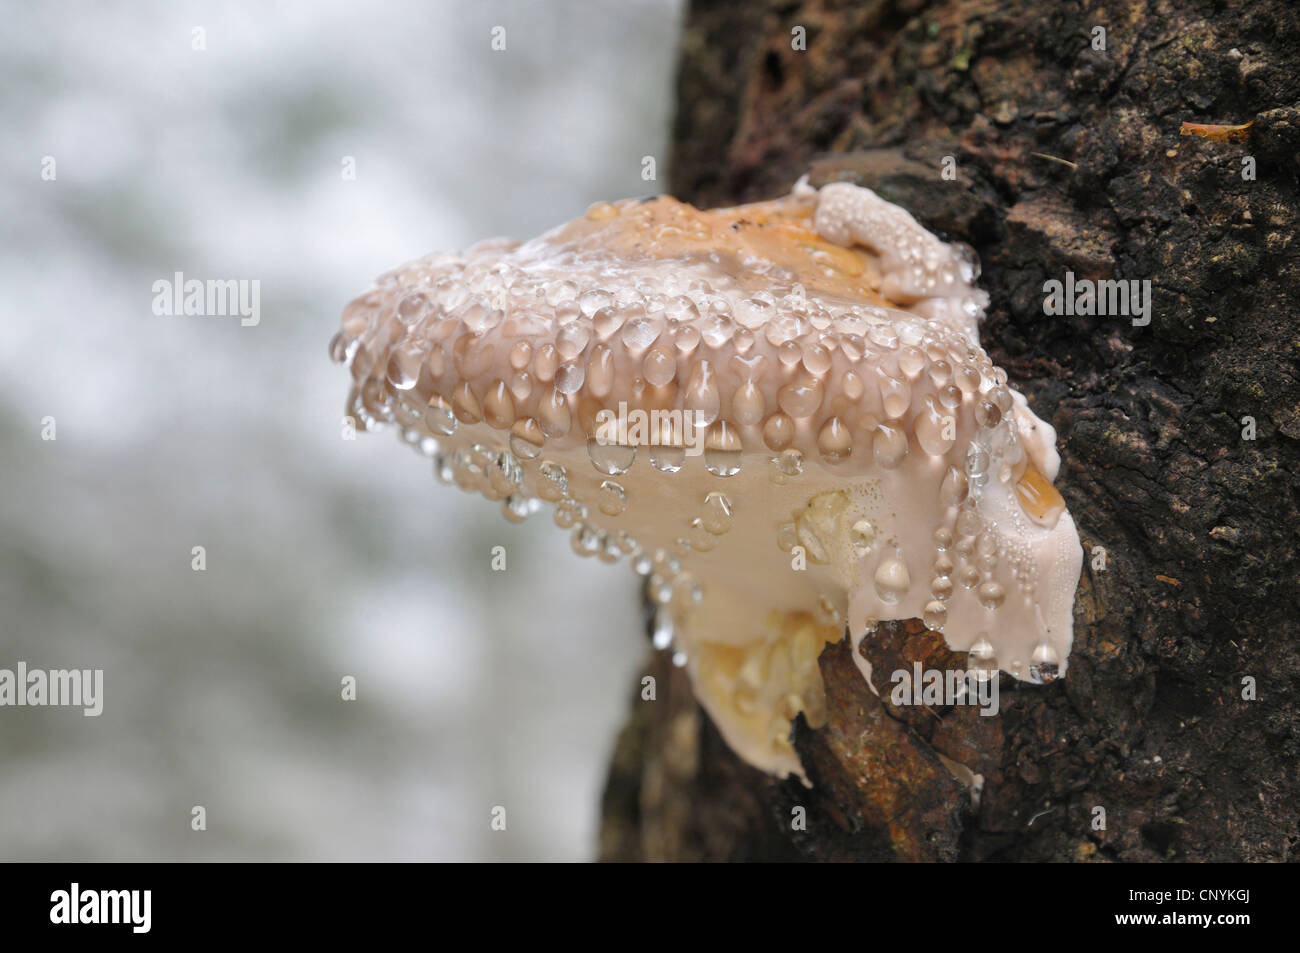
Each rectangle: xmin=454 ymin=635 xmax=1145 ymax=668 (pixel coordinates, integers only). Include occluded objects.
xmin=600 ymin=0 xmax=1298 ymax=861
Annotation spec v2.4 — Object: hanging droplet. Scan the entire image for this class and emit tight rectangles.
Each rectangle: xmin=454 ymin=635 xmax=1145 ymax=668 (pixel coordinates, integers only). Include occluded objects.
xmin=704 ymin=420 xmax=741 ymax=476
xmin=502 ymin=495 xmax=538 ymax=523
xmin=967 ymin=634 xmax=998 ymax=681
xmin=598 ymin=480 xmax=628 ymax=516
xmin=571 ymin=524 xmax=603 ymax=558
xmin=762 ymin=413 xmax=794 ymax=451
xmin=650 ymin=444 xmax=685 ymax=473
xmin=877 ymin=368 xmax=911 ymax=418
xmin=684 ymin=360 xmax=720 ymax=425
xmin=939 ymin=466 xmax=968 ymax=505
xmin=817 ymin=416 xmax=852 ymax=463
xmin=774 ymin=448 xmax=804 ymax=477
xmin=915 ymin=404 xmax=955 ymax=456
xmin=554 ymin=499 xmax=585 ymax=529
xmin=922 ymin=600 xmax=948 ymax=631
xmin=732 ymin=380 xmax=765 ymax=425
xmin=975 ymin=398 xmax=1001 ymax=428
xmin=977 ymin=580 xmax=1006 ymax=609
xmin=1029 ymin=642 xmax=1061 ymax=684
xmin=651 ymin=607 xmax=674 ymax=650
xmin=509 ymin=417 xmax=545 ymax=459
xmin=873 ymin=548 xmax=910 ymax=605
xmin=701 ymin=491 xmax=734 ymax=534
xmin=587 ymin=438 xmax=637 ymax=475
xmin=850 ymin=519 xmax=877 ymax=555
xmin=537 ymin=461 xmax=568 ymax=502
xmin=873 ymin=421 xmax=908 ymax=469
xmin=424 ymin=394 xmax=457 ymax=436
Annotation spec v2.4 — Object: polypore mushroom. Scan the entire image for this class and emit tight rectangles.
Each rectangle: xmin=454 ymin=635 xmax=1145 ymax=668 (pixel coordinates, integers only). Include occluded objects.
xmin=330 ymin=177 xmax=1084 ymax=782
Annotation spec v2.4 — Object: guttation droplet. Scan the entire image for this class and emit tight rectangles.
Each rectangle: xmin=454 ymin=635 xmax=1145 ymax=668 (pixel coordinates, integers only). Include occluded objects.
xmin=701 ymin=491 xmax=733 ymax=534
xmin=873 ymin=548 xmax=910 ymax=605
xmin=598 ymin=480 xmax=627 ymax=516
xmin=588 ymin=438 xmax=637 ymax=476
xmin=850 ymin=519 xmax=876 ymax=555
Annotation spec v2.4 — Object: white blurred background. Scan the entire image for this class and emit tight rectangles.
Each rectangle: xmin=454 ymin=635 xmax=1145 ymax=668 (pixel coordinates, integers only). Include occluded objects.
xmin=0 ymin=0 xmax=682 ymax=861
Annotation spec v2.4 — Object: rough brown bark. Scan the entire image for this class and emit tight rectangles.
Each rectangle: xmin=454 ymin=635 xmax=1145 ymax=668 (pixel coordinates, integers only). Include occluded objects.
xmin=600 ymin=0 xmax=1299 ymax=861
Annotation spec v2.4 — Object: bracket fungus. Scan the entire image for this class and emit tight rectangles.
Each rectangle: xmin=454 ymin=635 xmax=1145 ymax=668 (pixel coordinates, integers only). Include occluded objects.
xmin=331 ymin=178 xmax=1084 ymax=782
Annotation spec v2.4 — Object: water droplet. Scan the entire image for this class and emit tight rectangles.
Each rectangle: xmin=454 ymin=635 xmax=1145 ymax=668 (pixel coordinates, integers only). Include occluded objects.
xmin=923 ymin=600 xmax=947 ymax=631
xmin=732 ymin=380 xmax=765 ymax=425
xmin=898 ymin=345 xmax=926 ymax=377
xmin=397 ymin=292 xmax=431 ymax=325
xmin=927 ymin=359 xmax=952 ymax=388
xmin=483 ymin=380 xmax=516 ymax=429
xmin=704 ymin=420 xmax=741 ymax=476
xmin=818 ymin=416 xmax=852 ymax=463
xmin=958 ymin=562 xmax=980 ymax=589
xmin=965 ymin=443 xmax=990 ymax=482
xmin=916 ymin=405 xmax=955 ymax=456
xmin=873 ymin=548 xmax=910 ymax=605
xmin=877 ymin=368 xmax=912 ymax=419
xmin=802 ymin=343 xmax=832 ymax=376
xmin=684 ymin=360 xmax=720 ymax=425
xmin=556 ymin=323 xmax=591 ymax=360
xmin=939 ymin=466 xmax=968 ymax=505
xmin=931 ymin=574 xmax=954 ymax=599
xmin=701 ymin=491 xmax=733 ymax=534
xmin=452 ymin=382 xmax=482 ymax=424
xmin=588 ymin=438 xmax=637 ymax=475
xmin=509 ymin=418 xmax=544 ymax=459
xmin=1029 ymin=642 xmax=1060 ymax=684
xmin=774 ymin=448 xmax=804 ymax=477
xmin=968 ymin=634 xmax=998 ymax=680
xmin=850 ymin=519 xmax=876 ymax=554
xmin=762 ymin=412 xmax=795 ymax=451
xmin=975 ymin=398 xmax=1001 ymax=428
xmin=555 ymin=361 xmax=585 ymax=395
xmin=571 ymin=524 xmax=603 ymax=557
xmin=554 ymin=499 xmax=586 ymax=529
xmin=651 ymin=607 xmax=674 ymax=650
xmin=537 ymin=461 xmax=568 ymax=502
xmin=873 ymin=421 xmax=908 ymax=469
xmin=502 ymin=494 xmax=538 ymax=523
xmin=580 ymin=289 xmax=613 ymax=317
xmin=977 ymin=580 xmax=1006 ymax=609
xmin=956 ymin=503 xmax=982 ymax=537
xmin=621 ymin=312 xmax=664 ymax=350
xmin=385 ymin=346 xmax=423 ymax=390
xmin=538 ymin=387 xmax=572 ymax=437
xmin=643 ymin=345 xmax=676 ymax=387
xmin=598 ymin=480 xmax=627 ymax=516
xmin=867 ymin=324 xmax=898 ymax=350
xmin=649 ymin=445 xmax=685 ymax=473
xmin=424 ymin=394 xmax=457 ymax=435
xmin=509 ymin=341 xmax=532 ymax=370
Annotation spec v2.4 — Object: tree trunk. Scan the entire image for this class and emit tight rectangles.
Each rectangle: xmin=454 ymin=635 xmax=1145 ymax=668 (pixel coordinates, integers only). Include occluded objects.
xmin=599 ymin=0 xmax=1299 ymax=862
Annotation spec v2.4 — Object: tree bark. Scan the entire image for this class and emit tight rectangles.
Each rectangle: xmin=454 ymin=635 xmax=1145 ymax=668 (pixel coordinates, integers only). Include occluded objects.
xmin=600 ymin=0 xmax=1299 ymax=862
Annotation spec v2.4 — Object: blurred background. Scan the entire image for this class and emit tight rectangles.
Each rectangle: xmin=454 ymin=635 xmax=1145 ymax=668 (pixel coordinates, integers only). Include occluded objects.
xmin=0 ymin=0 xmax=682 ymax=861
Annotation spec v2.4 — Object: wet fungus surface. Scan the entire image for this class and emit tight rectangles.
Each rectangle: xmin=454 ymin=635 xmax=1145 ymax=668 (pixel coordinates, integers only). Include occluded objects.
xmin=331 ymin=178 xmax=1084 ymax=781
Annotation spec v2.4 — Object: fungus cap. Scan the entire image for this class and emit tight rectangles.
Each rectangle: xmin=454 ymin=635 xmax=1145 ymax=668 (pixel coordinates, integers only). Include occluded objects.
xmin=332 ymin=178 xmax=1084 ymax=781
